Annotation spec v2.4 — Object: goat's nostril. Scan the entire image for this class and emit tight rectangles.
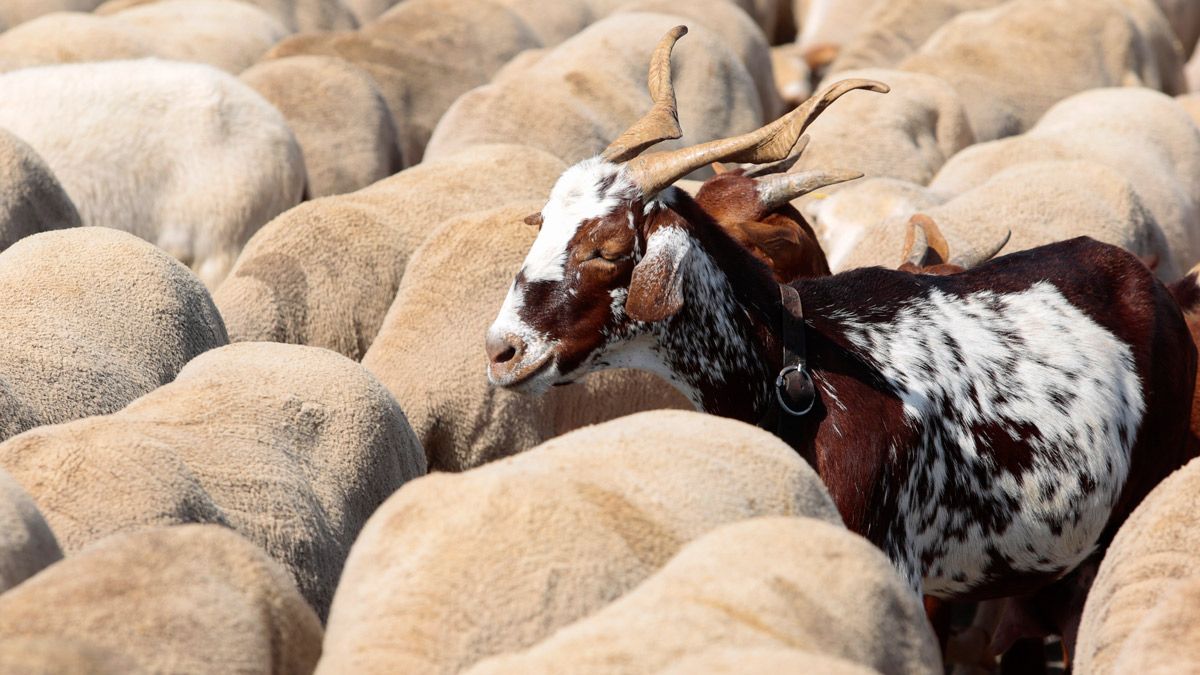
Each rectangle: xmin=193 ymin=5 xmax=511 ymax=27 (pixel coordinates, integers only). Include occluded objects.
xmin=486 ymin=332 xmax=524 ymax=366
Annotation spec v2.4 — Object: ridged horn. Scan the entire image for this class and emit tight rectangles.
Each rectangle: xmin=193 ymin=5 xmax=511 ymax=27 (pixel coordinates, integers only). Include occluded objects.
xmin=623 ymin=78 xmax=889 ymax=198
xmin=600 ymin=25 xmax=688 ymax=163
xmin=756 ymin=168 xmax=862 ymax=211
xmin=743 ymin=136 xmax=809 ymax=178
xmin=903 ymin=214 xmax=950 ymax=267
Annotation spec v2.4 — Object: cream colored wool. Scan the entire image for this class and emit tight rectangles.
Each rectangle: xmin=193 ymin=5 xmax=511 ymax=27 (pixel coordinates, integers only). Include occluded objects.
xmin=469 ymin=517 xmax=939 ymax=675
xmin=832 ymin=161 xmax=1168 ymax=275
xmin=828 ymin=0 xmax=1007 ymax=74
xmin=241 ymin=56 xmax=402 ymax=197
xmin=316 ymin=411 xmax=843 ymax=675
xmin=793 ymin=0 xmax=877 ymax=59
xmin=485 ymin=0 xmax=594 ymax=46
xmin=0 ymin=342 xmax=424 ymax=620
xmin=660 ymin=647 xmax=879 ymax=674
xmin=1180 ymin=92 xmax=1200 ymax=126
xmin=0 ymin=127 xmax=79 ymax=250
xmin=793 ymin=67 xmax=973 ymax=190
xmin=0 ymin=525 xmax=322 ymax=674
xmin=0 ymin=13 xmax=153 ymax=65
xmin=267 ymin=0 xmax=540 ymax=164
xmin=614 ymin=0 xmax=783 ymax=119
xmin=0 ymin=468 xmax=60 ymax=594
xmin=805 ymin=177 xmax=949 ymax=272
xmin=931 ymin=87 xmax=1200 ymax=280
xmin=0 ymin=59 xmax=305 ymax=287
xmin=0 ymin=0 xmax=100 ymax=30
xmin=424 ymin=12 xmax=763 ymax=165
xmin=1076 ymin=456 xmax=1200 ymax=674
xmin=0 ymin=227 xmax=227 ymax=442
xmin=1189 ymin=46 xmax=1200 ymax=90
xmin=215 ymin=144 xmax=566 ymax=361
xmin=96 ymin=0 xmax=355 ymax=32
xmin=0 ymin=637 xmax=142 ymax=674
xmin=900 ymin=0 xmax=1186 ymax=141
xmin=109 ymin=0 xmax=288 ymax=72
xmin=361 ymin=201 xmax=689 ymax=471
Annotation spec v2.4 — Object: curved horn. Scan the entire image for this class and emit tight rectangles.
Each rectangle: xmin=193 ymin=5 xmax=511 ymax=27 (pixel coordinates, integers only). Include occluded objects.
xmin=950 ymin=229 xmax=1011 ymax=268
xmin=904 ymin=214 xmax=950 ymax=266
xmin=743 ymin=135 xmax=809 ymax=178
xmin=623 ymin=78 xmax=889 ymax=198
xmin=601 ymin=25 xmax=688 ymax=163
xmin=756 ymin=168 xmax=862 ymax=211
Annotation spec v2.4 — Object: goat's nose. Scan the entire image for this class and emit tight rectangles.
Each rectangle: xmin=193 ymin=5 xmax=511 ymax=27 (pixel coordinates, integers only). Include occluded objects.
xmin=486 ymin=331 xmax=524 ymax=366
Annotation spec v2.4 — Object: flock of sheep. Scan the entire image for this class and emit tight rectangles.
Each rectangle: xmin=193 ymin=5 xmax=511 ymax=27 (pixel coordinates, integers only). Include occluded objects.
xmin=0 ymin=0 xmax=1198 ymax=672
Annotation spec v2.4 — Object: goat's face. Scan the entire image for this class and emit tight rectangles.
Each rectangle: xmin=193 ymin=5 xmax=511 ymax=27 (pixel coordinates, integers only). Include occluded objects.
xmin=487 ymin=158 xmax=673 ymax=393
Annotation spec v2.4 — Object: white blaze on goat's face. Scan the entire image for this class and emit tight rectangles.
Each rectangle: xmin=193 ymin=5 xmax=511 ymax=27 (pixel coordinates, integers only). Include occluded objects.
xmin=486 ymin=157 xmax=646 ymax=392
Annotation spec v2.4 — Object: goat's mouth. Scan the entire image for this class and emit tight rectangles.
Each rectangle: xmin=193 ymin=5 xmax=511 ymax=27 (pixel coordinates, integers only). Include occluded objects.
xmin=488 ymin=349 xmax=557 ymax=393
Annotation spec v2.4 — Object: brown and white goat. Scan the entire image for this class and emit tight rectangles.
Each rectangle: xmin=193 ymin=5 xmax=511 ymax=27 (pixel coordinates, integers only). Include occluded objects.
xmin=486 ymin=27 xmax=1197 ymax=660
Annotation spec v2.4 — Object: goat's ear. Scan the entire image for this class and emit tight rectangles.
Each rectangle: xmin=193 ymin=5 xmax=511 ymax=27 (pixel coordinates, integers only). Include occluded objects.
xmin=626 ymin=228 xmax=687 ymax=322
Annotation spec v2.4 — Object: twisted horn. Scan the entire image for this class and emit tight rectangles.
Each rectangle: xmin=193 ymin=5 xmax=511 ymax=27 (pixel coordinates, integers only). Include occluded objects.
xmin=756 ymin=168 xmax=862 ymax=211
xmin=951 ymin=229 xmax=1011 ymax=268
xmin=623 ymin=78 xmax=889 ymax=198
xmin=601 ymin=25 xmax=688 ymax=163
xmin=743 ymin=136 xmax=809 ymax=178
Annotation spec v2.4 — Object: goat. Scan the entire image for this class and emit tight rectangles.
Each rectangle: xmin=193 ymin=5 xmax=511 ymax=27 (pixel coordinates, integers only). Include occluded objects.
xmin=486 ymin=26 xmax=1197 ymax=661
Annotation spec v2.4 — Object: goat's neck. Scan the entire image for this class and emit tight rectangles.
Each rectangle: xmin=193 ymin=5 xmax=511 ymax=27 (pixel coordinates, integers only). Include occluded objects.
xmin=646 ymin=233 xmax=782 ymax=423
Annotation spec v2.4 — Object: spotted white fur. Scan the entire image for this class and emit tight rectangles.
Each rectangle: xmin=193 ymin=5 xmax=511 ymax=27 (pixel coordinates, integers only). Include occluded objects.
xmin=836 ymin=282 xmax=1144 ymax=593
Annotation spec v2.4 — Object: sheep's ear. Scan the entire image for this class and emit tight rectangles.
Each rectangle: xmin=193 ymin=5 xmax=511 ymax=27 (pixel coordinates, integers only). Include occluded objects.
xmin=626 ymin=227 xmax=687 ymax=322
xmin=524 ymin=212 xmax=544 ymax=229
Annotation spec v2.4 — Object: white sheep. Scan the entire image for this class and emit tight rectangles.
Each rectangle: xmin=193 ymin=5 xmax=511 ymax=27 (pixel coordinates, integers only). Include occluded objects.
xmin=0 ymin=227 xmax=227 ymax=442
xmin=1076 ymin=456 xmax=1200 ymax=673
xmin=241 ymin=55 xmax=402 ymax=197
xmin=0 ymin=59 xmax=306 ymax=287
xmin=215 ymin=143 xmax=568 ymax=360
xmin=0 ymin=127 xmax=80 ymax=250
xmin=467 ymin=517 xmax=940 ymax=675
xmin=930 ymin=87 xmax=1200 ymax=280
xmin=0 ymin=468 xmax=60 ymax=595
xmin=0 ymin=525 xmax=322 ymax=674
xmin=317 ymin=410 xmax=842 ymax=674
xmin=424 ymin=13 xmax=764 ymax=165
xmin=95 ymin=0 xmax=356 ymax=32
xmin=899 ymin=0 xmax=1186 ymax=140
xmin=0 ymin=341 xmax=425 ymax=620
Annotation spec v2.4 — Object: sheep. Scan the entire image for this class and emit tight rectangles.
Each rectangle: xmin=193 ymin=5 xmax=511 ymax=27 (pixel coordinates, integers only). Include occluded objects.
xmin=0 ymin=59 xmax=305 ymax=287
xmin=361 ymin=200 xmax=689 ymax=470
xmin=824 ymin=0 xmax=1007 ymax=74
xmin=467 ymin=517 xmax=940 ymax=675
xmin=830 ymin=161 xmax=1171 ymax=276
xmin=929 ymin=87 xmax=1200 ymax=281
xmin=789 ymin=67 xmax=974 ymax=189
xmin=0 ymin=341 xmax=425 ymax=620
xmin=612 ymin=0 xmax=783 ymax=119
xmin=1179 ymin=92 xmax=1200 ymax=127
xmin=1189 ymin=47 xmax=1200 ymax=91
xmin=792 ymin=0 xmax=878 ymax=75
xmin=241 ymin=56 xmax=402 ymax=197
xmin=660 ymin=648 xmax=882 ymax=674
xmin=95 ymin=0 xmax=356 ymax=32
xmin=0 ymin=127 xmax=80 ymax=250
xmin=267 ymin=0 xmax=541 ymax=163
xmin=0 ymin=637 xmax=140 ymax=674
xmin=0 ymin=468 xmax=60 ymax=594
xmin=424 ymin=15 xmax=764 ymax=165
xmin=899 ymin=0 xmax=1186 ymax=141
xmin=215 ymin=143 xmax=568 ymax=360
xmin=0 ymin=227 xmax=227 ymax=442
xmin=316 ymin=410 xmax=843 ymax=674
xmin=1 ymin=0 xmax=290 ymax=73
xmin=483 ymin=0 xmax=595 ymax=46
xmin=0 ymin=525 xmax=322 ymax=675
xmin=1075 ymin=456 xmax=1200 ymax=673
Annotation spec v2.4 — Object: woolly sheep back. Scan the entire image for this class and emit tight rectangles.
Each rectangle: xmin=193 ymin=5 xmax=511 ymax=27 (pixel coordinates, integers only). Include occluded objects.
xmin=467 ymin=517 xmax=940 ymax=675
xmin=241 ymin=55 xmax=403 ymax=197
xmin=0 ymin=227 xmax=227 ymax=442
xmin=0 ymin=467 xmax=61 ymax=594
xmin=0 ymin=341 xmax=425 ymax=619
xmin=0 ymin=126 xmax=80 ymax=250
xmin=0 ymin=525 xmax=322 ymax=674
xmin=316 ymin=410 xmax=842 ymax=674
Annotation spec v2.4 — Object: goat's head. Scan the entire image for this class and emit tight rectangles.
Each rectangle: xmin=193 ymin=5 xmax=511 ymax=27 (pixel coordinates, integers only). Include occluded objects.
xmin=486 ymin=26 xmax=886 ymax=393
